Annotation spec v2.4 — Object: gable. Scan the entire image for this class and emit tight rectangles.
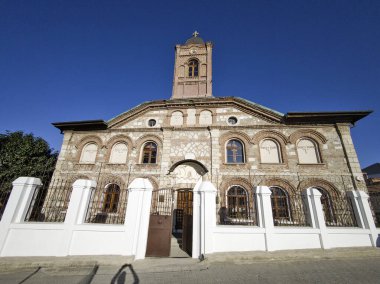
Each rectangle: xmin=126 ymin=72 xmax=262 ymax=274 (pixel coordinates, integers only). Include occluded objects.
xmin=107 ymin=97 xmax=284 ymax=129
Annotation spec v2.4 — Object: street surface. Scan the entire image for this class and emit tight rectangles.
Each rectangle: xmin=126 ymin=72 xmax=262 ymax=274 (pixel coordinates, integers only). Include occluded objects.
xmin=0 ymin=255 xmax=379 ymax=283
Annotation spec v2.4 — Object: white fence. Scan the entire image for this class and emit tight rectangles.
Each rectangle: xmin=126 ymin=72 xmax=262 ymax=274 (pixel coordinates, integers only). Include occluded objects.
xmin=0 ymin=177 xmax=378 ymax=260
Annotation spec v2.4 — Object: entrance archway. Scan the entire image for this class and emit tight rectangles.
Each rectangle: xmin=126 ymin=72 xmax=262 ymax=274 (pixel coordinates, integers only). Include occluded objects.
xmin=145 ymin=160 xmax=208 ymax=258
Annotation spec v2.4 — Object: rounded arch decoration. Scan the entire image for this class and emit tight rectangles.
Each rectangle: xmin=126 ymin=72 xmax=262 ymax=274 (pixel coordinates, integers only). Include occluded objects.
xmin=289 ymin=129 xmax=327 ymax=145
xmin=251 ymin=130 xmax=289 ymax=145
xmin=299 ymin=178 xmax=340 ymax=197
xmin=75 ymin=135 xmax=103 ymax=162
xmin=260 ymin=178 xmax=296 ymax=195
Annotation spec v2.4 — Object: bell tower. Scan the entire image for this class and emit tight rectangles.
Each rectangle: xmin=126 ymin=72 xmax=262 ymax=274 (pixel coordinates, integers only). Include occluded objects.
xmin=171 ymin=32 xmax=213 ymax=99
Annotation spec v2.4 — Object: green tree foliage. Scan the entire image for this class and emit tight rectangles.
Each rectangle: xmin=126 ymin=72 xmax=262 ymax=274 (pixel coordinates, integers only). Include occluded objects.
xmin=0 ymin=131 xmax=58 ymax=193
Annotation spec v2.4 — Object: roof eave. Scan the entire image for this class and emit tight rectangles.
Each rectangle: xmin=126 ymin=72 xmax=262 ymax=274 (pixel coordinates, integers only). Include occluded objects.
xmin=285 ymin=111 xmax=373 ymax=125
xmin=52 ymin=120 xmax=108 ymax=132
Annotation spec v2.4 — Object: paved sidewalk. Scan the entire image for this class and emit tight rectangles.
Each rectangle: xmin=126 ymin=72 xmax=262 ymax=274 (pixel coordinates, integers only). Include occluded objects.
xmin=0 ymin=248 xmax=379 ymax=283
xmin=0 ymin=247 xmax=379 ymax=272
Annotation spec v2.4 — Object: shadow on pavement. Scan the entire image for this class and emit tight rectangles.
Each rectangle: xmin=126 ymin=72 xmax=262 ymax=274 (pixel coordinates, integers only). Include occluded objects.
xmin=110 ymin=264 xmax=139 ymax=284
xmin=18 ymin=267 xmax=41 ymax=284
xmin=78 ymin=265 xmax=99 ymax=284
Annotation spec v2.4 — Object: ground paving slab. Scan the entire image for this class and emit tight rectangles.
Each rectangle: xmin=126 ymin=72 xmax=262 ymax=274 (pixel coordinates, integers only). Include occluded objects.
xmin=0 ymin=248 xmax=379 ymax=283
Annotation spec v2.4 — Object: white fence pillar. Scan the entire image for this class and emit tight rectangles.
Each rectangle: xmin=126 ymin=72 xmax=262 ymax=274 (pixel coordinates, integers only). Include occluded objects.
xmin=348 ymin=190 xmax=378 ymax=247
xmin=306 ymin=187 xmax=330 ymax=249
xmin=193 ymin=180 xmax=217 ymax=259
xmin=59 ymin=179 xmax=96 ymax=256
xmin=255 ymin=186 xmax=274 ymax=251
xmin=0 ymin=177 xmax=41 ymax=255
xmin=124 ymin=178 xmax=153 ymax=260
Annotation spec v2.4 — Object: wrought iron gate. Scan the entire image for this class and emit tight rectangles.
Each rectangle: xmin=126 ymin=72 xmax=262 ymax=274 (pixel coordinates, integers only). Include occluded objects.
xmin=146 ymin=188 xmax=174 ymax=257
xmin=180 ymin=190 xmax=193 ymax=255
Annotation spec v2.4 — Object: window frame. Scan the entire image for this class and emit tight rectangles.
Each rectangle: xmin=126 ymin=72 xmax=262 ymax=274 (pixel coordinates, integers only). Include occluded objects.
xmin=226 ymin=185 xmax=250 ymax=220
xmin=188 ymin=59 xmax=199 ymax=77
xmin=79 ymin=142 xmax=98 ymax=164
xmin=270 ymin=187 xmax=291 ymax=222
xmin=259 ymin=138 xmax=282 ymax=164
xmin=225 ymin=139 xmax=245 ymax=164
xmin=141 ymin=141 xmax=158 ymax=164
xmin=296 ymin=138 xmax=322 ymax=164
xmin=102 ymin=184 xmax=120 ymax=214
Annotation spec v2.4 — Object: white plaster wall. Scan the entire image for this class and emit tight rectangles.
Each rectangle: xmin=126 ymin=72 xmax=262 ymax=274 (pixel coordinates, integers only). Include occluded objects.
xmin=212 ymin=226 xmax=266 ymax=252
xmin=272 ymin=228 xmax=321 ymax=250
xmin=2 ymin=227 xmax=64 ymax=256
xmin=327 ymin=229 xmax=373 ymax=248
xmin=70 ymin=230 xmax=126 ymax=255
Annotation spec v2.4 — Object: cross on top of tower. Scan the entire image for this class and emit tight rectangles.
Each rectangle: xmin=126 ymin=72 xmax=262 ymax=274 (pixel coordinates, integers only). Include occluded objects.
xmin=192 ymin=31 xmax=199 ymax=37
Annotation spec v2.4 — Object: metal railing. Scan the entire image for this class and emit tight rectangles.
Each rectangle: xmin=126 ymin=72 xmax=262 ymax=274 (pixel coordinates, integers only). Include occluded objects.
xmin=25 ymin=178 xmax=73 ymax=222
xmin=273 ymin=193 xmax=310 ymax=227
xmin=84 ymin=177 xmax=128 ymax=224
xmin=325 ymin=194 xmax=358 ymax=227
xmin=218 ymin=194 xmax=257 ymax=226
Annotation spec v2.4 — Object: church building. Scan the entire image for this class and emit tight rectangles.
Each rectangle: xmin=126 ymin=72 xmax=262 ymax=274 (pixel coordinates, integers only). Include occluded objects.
xmin=1 ymin=33 xmax=376 ymax=259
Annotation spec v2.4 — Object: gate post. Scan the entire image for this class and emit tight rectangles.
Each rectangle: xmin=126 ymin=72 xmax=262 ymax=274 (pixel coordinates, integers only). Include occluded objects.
xmin=193 ymin=179 xmax=217 ymax=259
xmin=0 ymin=177 xmax=41 ymax=256
xmin=348 ymin=190 xmax=378 ymax=247
xmin=306 ymin=187 xmax=331 ymax=249
xmin=255 ymin=186 xmax=274 ymax=251
xmin=124 ymin=178 xmax=153 ymax=260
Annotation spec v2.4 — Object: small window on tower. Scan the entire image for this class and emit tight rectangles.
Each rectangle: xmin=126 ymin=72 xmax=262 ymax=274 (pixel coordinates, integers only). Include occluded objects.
xmin=188 ymin=59 xmax=199 ymax=77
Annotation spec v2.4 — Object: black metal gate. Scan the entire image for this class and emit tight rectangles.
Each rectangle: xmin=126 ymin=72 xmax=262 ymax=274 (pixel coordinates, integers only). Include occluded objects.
xmin=145 ymin=188 xmax=174 ymax=257
xmin=180 ymin=190 xmax=193 ymax=256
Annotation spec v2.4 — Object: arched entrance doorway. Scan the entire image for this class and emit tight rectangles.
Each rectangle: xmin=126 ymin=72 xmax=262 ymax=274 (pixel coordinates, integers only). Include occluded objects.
xmin=145 ymin=160 xmax=208 ymax=258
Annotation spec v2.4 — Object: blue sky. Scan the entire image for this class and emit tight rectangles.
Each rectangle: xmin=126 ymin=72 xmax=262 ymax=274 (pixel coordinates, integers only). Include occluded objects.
xmin=0 ymin=0 xmax=379 ymax=168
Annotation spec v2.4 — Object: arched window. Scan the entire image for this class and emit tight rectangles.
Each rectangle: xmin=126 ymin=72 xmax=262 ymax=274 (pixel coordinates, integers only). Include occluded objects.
xmin=260 ymin=139 xmax=282 ymax=163
xmin=226 ymin=139 xmax=245 ymax=163
xmin=142 ymin=141 xmax=157 ymax=164
xmin=109 ymin=142 xmax=128 ymax=164
xmin=227 ymin=186 xmax=249 ymax=220
xmin=188 ymin=59 xmax=199 ymax=77
xmin=102 ymin=184 xmax=120 ymax=213
xmin=270 ymin=187 xmax=290 ymax=224
xmin=316 ymin=187 xmax=335 ymax=223
xmin=199 ymin=110 xmax=212 ymax=125
xmin=297 ymin=138 xmax=320 ymax=164
xmin=79 ymin=142 xmax=98 ymax=164
xmin=170 ymin=111 xmax=184 ymax=126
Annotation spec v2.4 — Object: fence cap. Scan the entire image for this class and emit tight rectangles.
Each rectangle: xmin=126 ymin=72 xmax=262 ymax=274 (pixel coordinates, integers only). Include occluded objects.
xmin=12 ymin=177 xmax=42 ymax=187
xmin=72 ymin=179 xmax=97 ymax=188
xmin=128 ymin=178 xmax=153 ymax=191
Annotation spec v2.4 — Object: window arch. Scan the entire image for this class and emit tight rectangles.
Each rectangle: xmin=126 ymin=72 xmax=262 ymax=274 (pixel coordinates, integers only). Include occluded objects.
xmin=109 ymin=142 xmax=128 ymax=164
xmin=102 ymin=184 xmax=120 ymax=213
xmin=227 ymin=186 xmax=249 ymax=220
xmin=199 ymin=110 xmax=212 ymax=125
xmin=226 ymin=139 xmax=245 ymax=163
xmin=297 ymin=138 xmax=321 ymax=164
xmin=316 ymin=187 xmax=335 ymax=223
xmin=79 ymin=142 xmax=98 ymax=164
xmin=270 ymin=187 xmax=290 ymax=224
xmin=260 ymin=139 xmax=282 ymax=163
xmin=170 ymin=111 xmax=184 ymax=126
xmin=141 ymin=141 xmax=157 ymax=164
xmin=188 ymin=59 xmax=199 ymax=77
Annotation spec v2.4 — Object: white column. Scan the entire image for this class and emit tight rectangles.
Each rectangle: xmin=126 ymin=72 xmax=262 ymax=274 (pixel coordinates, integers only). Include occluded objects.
xmin=192 ymin=181 xmax=217 ymax=258
xmin=349 ymin=190 xmax=378 ymax=247
xmin=255 ymin=186 xmax=274 ymax=251
xmin=192 ymin=179 xmax=201 ymax=259
xmin=306 ymin=187 xmax=330 ymax=249
xmin=0 ymin=177 xmax=42 ymax=255
xmin=59 ymin=179 xmax=96 ymax=256
xmin=124 ymin=178 xmax=153 ymax=260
